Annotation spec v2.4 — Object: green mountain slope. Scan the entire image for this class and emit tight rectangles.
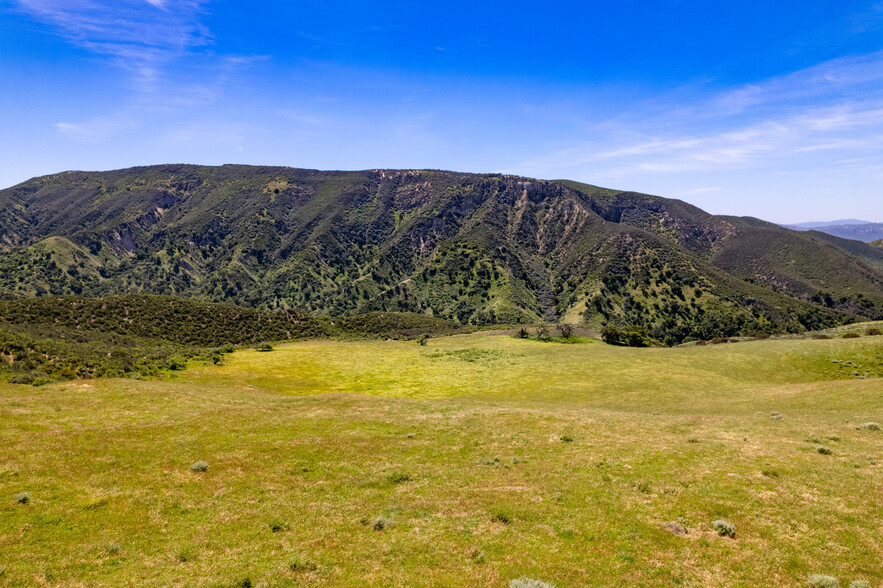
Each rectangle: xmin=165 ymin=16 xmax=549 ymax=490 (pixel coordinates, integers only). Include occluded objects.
xmin=1 ymin=164 xmax=880 ymax=343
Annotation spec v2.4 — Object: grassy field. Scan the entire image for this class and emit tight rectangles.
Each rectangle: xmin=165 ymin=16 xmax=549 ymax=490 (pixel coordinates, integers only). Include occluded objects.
xmin=1 ymin=332 xmax=881 ymax=586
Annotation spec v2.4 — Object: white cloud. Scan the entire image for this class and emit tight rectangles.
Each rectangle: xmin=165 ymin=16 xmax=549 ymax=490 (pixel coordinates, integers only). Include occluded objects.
xmin=15 ymin=0 xmax=210 ymax=90
xmin=55 ymin=117 xmax=135 ymax=140
xmin=517 ymin=51 xmax=883 ymax=183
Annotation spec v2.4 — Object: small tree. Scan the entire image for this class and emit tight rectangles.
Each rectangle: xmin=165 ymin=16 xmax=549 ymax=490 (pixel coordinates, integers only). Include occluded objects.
xmin=557 ymin=324 xmax=573 ymax=338
xmin=601 ymin=324 xmax=623 ymax=345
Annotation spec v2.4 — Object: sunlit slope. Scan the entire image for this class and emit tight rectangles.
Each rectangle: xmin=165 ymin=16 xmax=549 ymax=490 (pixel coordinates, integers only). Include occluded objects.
xmin=0 ymin=334 xmax=880 ymax=586
xmin=181 ymin=331 xmax=883 ymax=410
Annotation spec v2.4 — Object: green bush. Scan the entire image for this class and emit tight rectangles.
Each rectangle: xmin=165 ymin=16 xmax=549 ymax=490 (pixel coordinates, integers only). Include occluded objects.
xmin=816 ymin=445 xmax=832 ymax=455
xmin=490 ymin=509 xmax=512 ymax=524
xmin=601 ymin=324 xmax=648 ymax=347
xmin=848 ymin=581 xmax=871 ymax=588
xmin=865 ymin=327 xmax=881 ymax=336
xmin=387 ymin=472 xmax=412 ymax=484
xmin=289 ymin=556 xmax=318 ymax=572
xmin=712 ymin=519 xmax=736 ymax=538
xmin=858 ymin=422 xmax=880 ymax=431
xmin=256 ymin=342 xmax=274 ymax=352
xmin=190 ymin=461 xmax=209 ymax=472
xmin=13 ymin=491 xmax=30 ymax=504
xmin=510 ymin=578 xmax=556 ymax=588
xmin=808 ymin=574 xmax=840 ymax=588
xmin=372 ymin=515 xmax=393 ymax=531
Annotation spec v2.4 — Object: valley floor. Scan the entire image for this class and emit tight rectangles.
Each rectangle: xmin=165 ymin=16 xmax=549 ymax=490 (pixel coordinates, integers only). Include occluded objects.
xmin=1 ymin=333 xmax=881 ymax=586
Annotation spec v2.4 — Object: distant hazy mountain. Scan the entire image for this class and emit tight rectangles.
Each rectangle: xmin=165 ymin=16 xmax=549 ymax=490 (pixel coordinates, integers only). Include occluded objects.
xmin=789 ymin=219 xmax=872 ymax=228
xmin=784 ymin=221 xmax=883 ymax=243
xmin=2 ymin=164 xmax=883 ymax=344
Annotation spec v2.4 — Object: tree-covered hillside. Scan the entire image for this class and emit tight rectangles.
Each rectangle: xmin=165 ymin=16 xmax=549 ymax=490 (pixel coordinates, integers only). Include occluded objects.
xmin=1 ymin=165 xmax=881 ymax=344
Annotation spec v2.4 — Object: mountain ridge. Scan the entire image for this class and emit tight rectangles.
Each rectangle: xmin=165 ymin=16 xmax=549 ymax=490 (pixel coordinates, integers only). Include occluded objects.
xmin=1 ymin=164 xmax=881 ymax=344
xmin=783 ymin=221 xmax=883 ymax=243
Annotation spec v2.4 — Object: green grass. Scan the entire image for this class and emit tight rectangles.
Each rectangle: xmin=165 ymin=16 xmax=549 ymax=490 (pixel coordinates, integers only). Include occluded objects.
xmin=0 ymin=332 xmax=880 ymax=586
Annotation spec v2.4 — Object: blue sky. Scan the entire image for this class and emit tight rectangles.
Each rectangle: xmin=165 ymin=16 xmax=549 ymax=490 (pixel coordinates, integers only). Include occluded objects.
xmin=2 ymin=1 xmax=882 ymax=222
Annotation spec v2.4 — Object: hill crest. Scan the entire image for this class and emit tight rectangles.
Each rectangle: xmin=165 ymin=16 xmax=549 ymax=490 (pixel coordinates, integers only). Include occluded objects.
xmin=2 ymin=164 xmax=881 ymax=344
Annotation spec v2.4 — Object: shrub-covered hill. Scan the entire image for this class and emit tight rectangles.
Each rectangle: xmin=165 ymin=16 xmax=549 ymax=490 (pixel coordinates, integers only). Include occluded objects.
xmin=0 ymin=294 xmax=330 ymax=347
xmin=0 ymin=295 xmax=463 ymax=383
xmin=0 ymin=324 xmax=211 ymax=384
xmin=1 ymin=164 xmax=881 ymax=343
xmin=0 ymin=295 xmax=462 ymax=346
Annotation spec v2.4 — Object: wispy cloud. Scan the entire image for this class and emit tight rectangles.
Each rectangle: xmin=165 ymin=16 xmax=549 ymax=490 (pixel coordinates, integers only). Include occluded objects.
xmin=517 ymin=51 xmax=883 ymax=183
xmin=55 ymin=117 xmax=136 ymax=140
xmin=15 ymin=0 xmax=210 ymax=89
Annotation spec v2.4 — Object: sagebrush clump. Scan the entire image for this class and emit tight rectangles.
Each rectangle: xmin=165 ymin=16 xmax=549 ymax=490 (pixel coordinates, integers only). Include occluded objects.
xmin=858 ymin=422 xmax=880 ymax=431
xmin=13 ymin=492 xmax=30 ymax=504
xmin=510 ymin=578 xmax=556 ymax=588
xmin=190 ymin=461 xmax=209 ymax=472
xmin=807 ymin=574 xmax=840 ymax=588
xmin=712 ymin=519 xmax=736 ymax=538
xmin=371 ymin=515 xmax=394 ymax=531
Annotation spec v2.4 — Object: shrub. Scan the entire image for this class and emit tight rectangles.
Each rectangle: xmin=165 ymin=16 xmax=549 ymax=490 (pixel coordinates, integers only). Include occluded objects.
xmin=842 ymin=333 xmax=860 ymax=339
xmin=557 ymin=324 xmax=573 ymax=338
xmin=269 ymin=520 xmax=290 ymax=533
xmin=816 ymin=445 xmax=832 ymax=455
xmin=664 ymin=521 xmax=688 ymax=535
xmin=812 ymin=334 xmax=831 ymax=340
xmin=516 ymin=327 xmax=529 ymax=339
xmin=808 ymin=574 xmax=840 ymax=588
xmin=190 ymin=461 xmax=209 ymax=472
xmin=510 ymin=578 xmax=556 ymax=588
xmin=712 ymin=519 xmax=736 ymax=538
xmin=417 ymin=334 xmax=429 ymax=346
xmin=107 ymin=543 xmax=121 ymax=555
xmin=470 ymin=549 xmax=486 ymax=564
xmin=372 ymin=515 xmax=393 ymax=531
xmin=14 ymin=491 xmax=30 ymax=504
xmin=289 ymin=556 xmax=318 ymax=572
xmin=710 ymin=337 xmax=727 ymax=345
xmin=824 ymin=435 xmax=840 ymax=442
xmin=560 ymin=435 xmax=573 ymax=443
xmin=770 ymin=412 xmax=783 ymax=421
xmin=490 ymin=509 xmax=512 ymax=524
xmin=387 ymin=472 xmax=411 ymax=484
xmin=858 ymin=422 xmax=880 ymax=431
xmin=256 ymin=342 xmax=274 ymax=352
xmin=865 ymin=327 xmax=881 ymax=336
xmin=848 ymin=581 xmax=871 ymax=588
